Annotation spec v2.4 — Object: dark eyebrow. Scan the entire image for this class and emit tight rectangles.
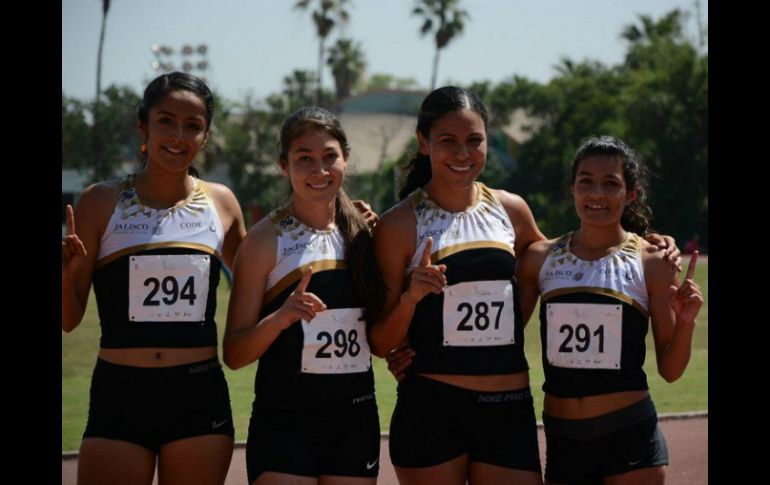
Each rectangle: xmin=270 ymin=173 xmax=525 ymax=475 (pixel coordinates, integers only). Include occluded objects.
xmin=437 ymin=132 xmax=484 ymax=137
xmin=293 ymin=147 xmax=312 ymax=154
xmin=157 ymin=110 xmax=205 ymax=122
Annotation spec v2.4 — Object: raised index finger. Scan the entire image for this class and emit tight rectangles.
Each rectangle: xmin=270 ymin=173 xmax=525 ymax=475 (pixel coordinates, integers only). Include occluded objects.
xmin=66 ymin=204 xmax=76 ymax=235
xmin=419 ymin=237 xmax=433 ymax=267
xmin=295 ymin=266 xmax=313 ymax=294
xmin=685 ymin=250 xmax=698 ymax=280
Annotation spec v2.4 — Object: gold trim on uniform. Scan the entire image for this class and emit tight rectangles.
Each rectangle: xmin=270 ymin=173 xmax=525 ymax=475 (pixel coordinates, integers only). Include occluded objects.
xmin=542 ymin=286 xmax=648 ymax=318
xmin=431 ymin=240 xmax=515 ymax=264
xmin=268 ymin=206 xmax=337 ymax=240
xmin=96 ymin=242 xmax=221 ymax=269
xmin=263 ymin=259 xmax=347 ymax=306
xmin=548 ymin=232 xmax=643 ymax=268
xmin=197 ymin=179 xmax=215 ymax=204
xmin=477 ymin=183 xmax=497 ymax=205
xmin=116 ymin=174 xmax=207 ymax=222
xmin=269 ymin=207 xmax=291 ymax=232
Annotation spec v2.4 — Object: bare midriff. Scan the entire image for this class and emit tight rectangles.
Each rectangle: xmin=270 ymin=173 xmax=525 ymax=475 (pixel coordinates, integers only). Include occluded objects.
xmin=98 ymin=346 xmax=218 ymax=367
xmin=419 ymin=371 xmax=530 ymax=392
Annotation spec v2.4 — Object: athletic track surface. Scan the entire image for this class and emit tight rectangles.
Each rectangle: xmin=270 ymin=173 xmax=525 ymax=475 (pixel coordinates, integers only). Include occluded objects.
xmin=62 ymin=413 xmax=707 ymax=485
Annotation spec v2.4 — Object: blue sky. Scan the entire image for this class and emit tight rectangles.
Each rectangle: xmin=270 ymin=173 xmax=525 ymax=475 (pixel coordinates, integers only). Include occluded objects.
xmin=62 ymin=0 xmax=707 ymax=102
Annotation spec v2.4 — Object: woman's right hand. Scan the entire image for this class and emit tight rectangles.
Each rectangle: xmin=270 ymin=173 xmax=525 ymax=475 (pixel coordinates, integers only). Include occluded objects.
xmin=403 ymin=237 xmax=447 ymax=304
xmin=274 ymin=267 xmax=326 ymax=330
xmin=352 ymin=199 xmax=379 ymax=228
xmin=386 ymin=342 xmax=416 ymax=382
xmin=62 ymin=204 xmax=87 ymax=285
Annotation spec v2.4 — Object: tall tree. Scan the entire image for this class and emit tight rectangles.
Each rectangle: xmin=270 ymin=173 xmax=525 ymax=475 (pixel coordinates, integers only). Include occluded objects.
xmin=621 ymin=9 xmax=684 ymax=69
xmin=218 ymin=95 xmax=285 ymax=221
xmin=619 ymin=10 xmax=708 ymax=247
xmin=62 ymin=86 xmax=142 ymax=178
xmin=294 ymin=0 xmax=351 ymax=105
xmin=92 ymin=0 xmax=112 ymax=180
xmin=282 ymin=69 xmax=319 ymax=112
xmin=481 ymin=8 xmax=707 ymax=247
xmin=62 ymin=94 xmax=93 ymax=170
xmin=412 ymin=0 xmax=469 ymax=90
xmin=95 ymin=0 xmax=111 ymax=105
xmin=327 ymin=38 xmax=366 ymax=101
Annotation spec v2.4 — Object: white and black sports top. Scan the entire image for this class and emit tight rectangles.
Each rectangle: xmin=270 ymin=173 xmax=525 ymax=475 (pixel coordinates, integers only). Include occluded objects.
xmin=405 ymin=182 xmax=528 ymax=375
xmin=93 ymin=174 xmax=225 ymax=348
xmin=254 ymin=207 xmax=375 ymax=411
xmin=538 ymin=231 xmax=650 ymax=397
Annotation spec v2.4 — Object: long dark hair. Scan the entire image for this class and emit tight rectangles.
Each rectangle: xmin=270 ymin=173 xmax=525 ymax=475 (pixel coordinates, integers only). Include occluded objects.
xmin=399 ymin=86 xmax=489 ymax=200
xmin=571 ymin=136 xmax=652 ymax=235
xmin=278 ymin=107 xmax=384 ymax=324
xmin=137 ymin=71 xmax=214 ymax=177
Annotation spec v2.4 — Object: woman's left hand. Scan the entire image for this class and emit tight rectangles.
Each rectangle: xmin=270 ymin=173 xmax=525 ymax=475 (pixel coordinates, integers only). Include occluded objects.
xmin=670 ymin=251 xmax=703 ymax=325
xmin=645 ymin=233 xmax=682 ymax=271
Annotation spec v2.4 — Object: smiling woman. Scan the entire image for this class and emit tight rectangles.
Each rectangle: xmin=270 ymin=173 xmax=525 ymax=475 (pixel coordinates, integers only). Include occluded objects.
xmin=516 ymin=136 xmax=703 ymax=485
xmin=140 ymin=89 xmax=208 ymax=174
xmin=61 ymin=72 xmax=247 ymax=485
xmin=223 ymin=106 xmax=385 ymax=485
xmin=371 ymin=88 xmax=685 ymax=485
xmin=369 ymin=86 xmax=546 ymax=485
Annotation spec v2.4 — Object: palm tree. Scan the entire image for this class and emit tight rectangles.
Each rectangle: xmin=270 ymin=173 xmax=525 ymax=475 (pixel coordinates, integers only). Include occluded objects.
xmin=327 ymin=38 xmax=366 ymax=101
xmin=412 ymin=0 xmax=469 ymax=90
xmin=96 ymin=0 xmax=111 ymax=105
xmin=283 ymin=69 xmax=318 ymax=112
xmin=621 ymin=9 xmax=686 ymax=69
xmin=93 ymin=0 xmax=111 ymax=181
xmin=294 ymin=0 xmax=351 ymax=105
xmin=621 ymin=9 xmax=684 ymax=44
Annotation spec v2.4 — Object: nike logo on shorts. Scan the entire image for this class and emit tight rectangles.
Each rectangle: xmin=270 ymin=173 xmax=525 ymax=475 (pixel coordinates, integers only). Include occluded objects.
xmin=212 ymin=419 xmax=229 ymax=429
xmin=366 ymin=459 xmax=378 ymax=470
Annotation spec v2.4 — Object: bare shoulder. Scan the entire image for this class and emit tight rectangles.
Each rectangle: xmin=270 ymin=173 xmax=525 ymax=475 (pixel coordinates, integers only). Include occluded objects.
xmin=79 ymin=179 xmax=120 ymax=206
xmin=375 ymin=198 xmax=416 ymax=238
xmin=490 ymin=188 xmax=527 ymax=211
xmin=490 ymin=188 xmax=534 ymax=222
xmin=243 ymin=216 xmax=276 ymax=249
xmin=490 ymin=188 xmax=524 ymax=205
xmin=527 ymin=238 xmax=555 ymax=257
xmin=200 ymin=180 xmax=241 ymax=211
xmin=519 ymin=237 xmax=554 ymax=268
xmin=373 ymin=198 xmax=417 ymax=265
xmin=231 ymin=215 xmax=275 ymax=269
xmin=641 ymin=239 xmax=675 ymax=281
xmin=489 ymin=187 xmax=546 ymax=252
xmin=75 ymin=180 xmax=121 ymax=228
xmin=200 ymin=180 xmax=235 ymax=199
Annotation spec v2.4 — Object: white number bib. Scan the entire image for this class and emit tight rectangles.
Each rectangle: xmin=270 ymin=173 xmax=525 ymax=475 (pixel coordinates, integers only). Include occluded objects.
xmin=301 ymin=308 xmax=371 ymax=374
xmin=442 ymin=280 xmax=515 ymax=347
xmin=128 ymin=254 xmax=210 ymax=322
xmin=546 ymin=303 xmax=622 ymax=369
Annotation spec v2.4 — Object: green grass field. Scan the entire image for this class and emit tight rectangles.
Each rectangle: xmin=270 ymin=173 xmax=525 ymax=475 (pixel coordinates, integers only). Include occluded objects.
xmin=62 ymin=265 xmax=708 ymax=452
